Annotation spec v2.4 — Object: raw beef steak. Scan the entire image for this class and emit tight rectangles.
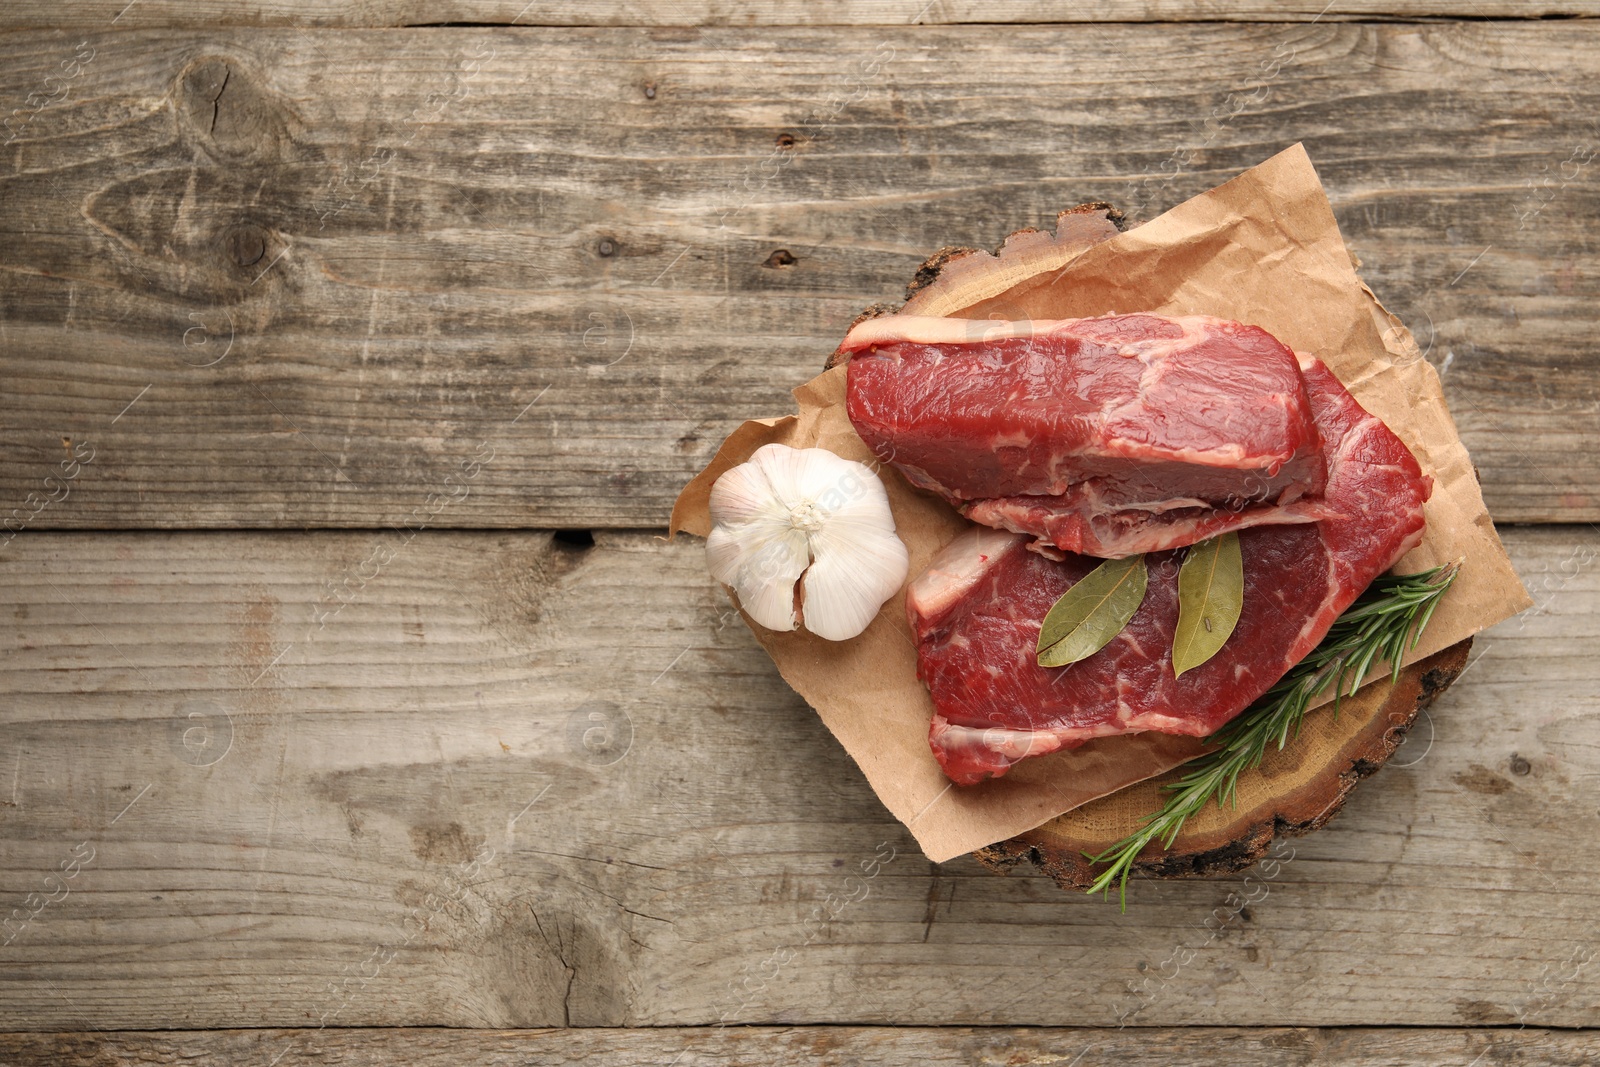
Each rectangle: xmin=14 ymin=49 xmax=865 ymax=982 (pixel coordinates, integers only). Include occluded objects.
xmin=906 ymin=358 xmax=1431 ymax=786
xmin=841 ymin=313 xmax=1330 ymax=558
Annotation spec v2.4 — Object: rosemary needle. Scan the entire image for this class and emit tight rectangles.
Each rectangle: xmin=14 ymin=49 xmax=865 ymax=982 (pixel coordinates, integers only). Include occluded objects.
xmin=1084 ymin=560 xmax=1463 ymax=909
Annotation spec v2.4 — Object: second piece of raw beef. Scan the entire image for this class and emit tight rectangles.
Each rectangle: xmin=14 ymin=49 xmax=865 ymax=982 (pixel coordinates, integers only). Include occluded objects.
xmin=906 ymin=358 xmax=1432 ymax=786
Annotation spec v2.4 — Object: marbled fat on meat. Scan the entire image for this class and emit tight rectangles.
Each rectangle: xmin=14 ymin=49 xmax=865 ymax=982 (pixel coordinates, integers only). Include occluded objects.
xmin=842 ymin=313 xmax=1330 ymax=558
xmin=906 ymin=359 xmax=1432 ymax=786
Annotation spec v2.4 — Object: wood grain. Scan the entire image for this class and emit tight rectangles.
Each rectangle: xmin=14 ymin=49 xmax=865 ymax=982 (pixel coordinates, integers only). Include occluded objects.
xmin=0 ymin=526 xmax=1595 ymax=1030
xmin=1 ymin=23 xmax=1597 ymax=530
xmin=2 ymin=1026 xmax=1598 ymax=1066
xmin=1 ymin=2 xmax=1597 ymax=29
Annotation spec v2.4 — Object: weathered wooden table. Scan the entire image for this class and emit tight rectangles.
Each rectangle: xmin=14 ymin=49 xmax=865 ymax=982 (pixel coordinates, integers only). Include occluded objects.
xmin=3 ymin=2 xmax=1598 ymax=1063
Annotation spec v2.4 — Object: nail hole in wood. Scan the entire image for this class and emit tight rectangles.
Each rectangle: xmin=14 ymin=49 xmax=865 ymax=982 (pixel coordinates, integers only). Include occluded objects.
xmin=553 ymin=529 xmax=596 ymax=550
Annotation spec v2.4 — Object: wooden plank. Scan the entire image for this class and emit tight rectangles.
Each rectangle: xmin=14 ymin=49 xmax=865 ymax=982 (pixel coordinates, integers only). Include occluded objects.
xmin=2 ymin=1026 xmax=1599 ymax=1066
xmin=2 ymin=2 xmax=1598 ymax=29
xmin=2 ymin=25 xmax=1597 ymax=530
xmin=0 ymin=526 xmax=1595 ymax=1030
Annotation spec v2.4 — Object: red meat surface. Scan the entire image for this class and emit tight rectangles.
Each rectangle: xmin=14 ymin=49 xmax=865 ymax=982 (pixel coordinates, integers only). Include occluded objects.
xmin=842 ymin=313 xmax=1330 ymax=558
xmin=906 ymin=359 xmax=1432 ymax=786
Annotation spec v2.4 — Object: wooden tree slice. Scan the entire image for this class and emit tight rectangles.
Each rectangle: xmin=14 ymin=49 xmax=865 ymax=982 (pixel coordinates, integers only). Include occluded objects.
xmin=822 ymin=202 xmax=1126 ymax=370
xmin=835 ymin=204 xmax=1475 ymax=888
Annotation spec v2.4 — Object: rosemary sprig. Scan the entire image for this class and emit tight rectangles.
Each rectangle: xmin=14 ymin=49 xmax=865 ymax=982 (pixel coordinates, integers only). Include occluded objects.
xmin=1084 ymin=559 xmax=1463 ymax=909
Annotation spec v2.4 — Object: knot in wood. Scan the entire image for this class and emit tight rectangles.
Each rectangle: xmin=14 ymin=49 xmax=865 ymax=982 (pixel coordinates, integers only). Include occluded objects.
xmin=223 ymin=224 xmax=268 ymax=268
xmin=177 ymin=56 xmax=285 ymax=160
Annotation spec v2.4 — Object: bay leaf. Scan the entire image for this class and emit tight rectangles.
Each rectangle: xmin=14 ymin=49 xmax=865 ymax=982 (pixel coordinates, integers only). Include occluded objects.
xmin=1172 ymin=531 xmax=1244 ymax=678
xmin=1036 ymin=554 xmax=1148 ymax=668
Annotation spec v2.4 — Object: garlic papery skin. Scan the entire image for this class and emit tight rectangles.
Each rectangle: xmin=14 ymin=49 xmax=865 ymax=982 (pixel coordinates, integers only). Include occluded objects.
xmin=706 ymin=443 xmax=910 ymax=641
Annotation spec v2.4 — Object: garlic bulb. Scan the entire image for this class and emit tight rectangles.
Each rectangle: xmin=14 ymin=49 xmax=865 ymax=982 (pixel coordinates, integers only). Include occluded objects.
xmin=707 ymin=444 xmax=910 ymax=641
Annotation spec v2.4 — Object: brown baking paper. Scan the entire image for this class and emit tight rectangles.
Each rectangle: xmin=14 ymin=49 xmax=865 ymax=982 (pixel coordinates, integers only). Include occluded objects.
xmin=670 ymin=143 xmax=1532 ymax=863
